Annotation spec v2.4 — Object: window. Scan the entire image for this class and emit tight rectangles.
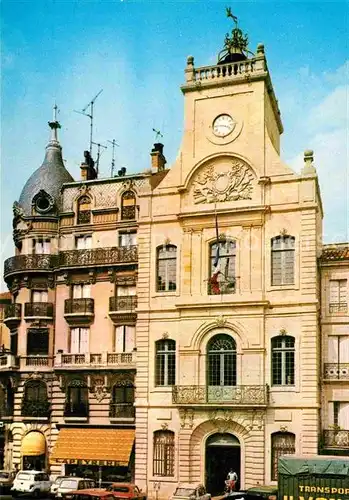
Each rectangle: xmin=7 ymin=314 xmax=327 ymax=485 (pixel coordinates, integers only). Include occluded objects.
xmin=121 ymin=191 xmax=136 ymax=220
xmin=110 ymin=384 xmax=135 ymax=419
xmin=70 ymin=328 xmax=89 ymax=353
xmin=153 ymin=430 xmax=175 ymax=477
xmin=271 ymin=236 xmax=295 ymax=286
xmin=111 ymin=384 xmax=134 ymax=404
xmin=10 ymin=330 xmax=18 ymax=355
xmin=271 ymin=336 xmax=295 ymax=386
xmin=208 ymin=240 xmax=236 ymax=295
xmin=75 ymin=235 xmax=92 ymax=249
xmin=119 ymin=232 xmax=137 ymax=247
xmin=24 ymin=381 xmax=47 ymax=403
xmin=156 ymin=245 xmax=177 ymax=292
xmin=155 ymin=339 xmax=176 ymax=386
xmin=329 ymin=280 xmax=347 ymax=313
xmin=65 ymin=384 xmax=89 ymax=417
xmin=328 ymin=336 xmax=349 ymax=364
xmin=32 ymin=239 xmax=51 ymax=254
xmin=32 ymin=290 xmax=48 ymax=302
xmin=114 ymin=325 xmax=135 ymax=352
xmin=207 ymin=334 xmax=237 ymax=386
xmin=72 ymin=284 xmax=91 ymax=299
xmin=271 ymin=432 xmax=295 ymax=480
xmin=77 ymin=195 xmax=91 ymax=224
xmin=333 ymin=401 xmax=349 ymax=429
xmin=27 ymin=328 xmax=49 ymax=355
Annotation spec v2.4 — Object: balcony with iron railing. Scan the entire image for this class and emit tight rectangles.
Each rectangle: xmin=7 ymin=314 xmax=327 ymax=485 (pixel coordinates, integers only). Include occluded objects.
xmin=172 ymin=385 xmax=269 ymax=406
xmin=0 ymin=353 xmax=19 ymax=371
xmin=323 ymin=429 xmax=349 ymax=449
xmin=4 ymin=254 xmax=58 ymax=279
xmin=64 ymin=298 xmax=94 ymax=323
xmin=21 ymin=399 xmax=51 ymax=418
xmin=4 ymin=303 xmax=22 ymax=327
xmin=24 ymin=302 xmax=54 ymax=320
xmin=323 ymin=363 xmax=349 ymax=381
xmin=109 ymin=402 xmax=135 ymax=420
xmin=64 ymin=402 xmax=89 ymax=419
xmin=59 ymin=246 xmax=138 ymax=269
xmin=109 ymin=296 xmax=137 ymax=322
xmin=55 ymin=351 xmax=136 ymax=370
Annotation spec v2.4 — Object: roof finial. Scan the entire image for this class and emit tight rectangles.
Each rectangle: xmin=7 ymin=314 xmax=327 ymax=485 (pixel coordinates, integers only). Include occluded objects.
xmin=218 ymin=7 xmax=251 ymax=64
xmin=48 ymin=103 xmax=61 ymax=143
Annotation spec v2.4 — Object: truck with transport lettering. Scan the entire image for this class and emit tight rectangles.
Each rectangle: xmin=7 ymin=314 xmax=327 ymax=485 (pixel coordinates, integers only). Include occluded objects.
xmin=278 ymin=456 xmax=349 ymax=500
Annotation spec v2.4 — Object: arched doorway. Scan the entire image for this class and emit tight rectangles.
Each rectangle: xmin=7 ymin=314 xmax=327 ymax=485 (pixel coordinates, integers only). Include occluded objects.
xmin=21 ymin=431 xmax=47 ymax=470
xmin=205 ymin=433 xmax=240 ymax=495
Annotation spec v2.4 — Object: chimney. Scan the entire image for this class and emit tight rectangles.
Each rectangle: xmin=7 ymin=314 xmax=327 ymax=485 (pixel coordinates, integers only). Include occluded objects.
xmin=151 ymin=143 xmax=166 ymax=172
xmin=80 ymin=151 xmax=97 ymax=180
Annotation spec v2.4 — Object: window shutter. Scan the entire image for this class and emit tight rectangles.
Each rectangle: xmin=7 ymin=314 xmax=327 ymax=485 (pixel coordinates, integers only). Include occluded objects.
xmin=85 ymin=236 xmax=92 ymax=249
xmin=43 ymin=240 xmax=51 ymax=254
xmin=125 ymin=326 xmax=135 ymax=352
xmin=339 ymin=280 xmax=347 ymax=302
xmin=328 ymin=402 xmax=334 ymax=425
xmin=338 ymin=402 xmax=349 ymax=429
xmin=73 ymin=285 xmax=82 ymax=299
xmin=70 ymin=328 xmax=79 ymax=353
xmin=80 ymin=328 xmax=89 ymax=353
xmin=330 ymin=281 xmax=340 ymax=303
xmin=41 ymin=291 xmax=48 ymax=302
xmin=117 ymin=286 xmax=128 ymax=297
xmin=328 ymin=336 xmax=339 ymax=363
xmin=114 ymin=326 xmax=124 ymax=352
xmin=35 ymin=240 xmax=43 ymax=254
xmin=82 ymin=284 xmax=91 ymax=298
xmin=32 ymin=291 xmax=42 ymax=303
xmin=76 ymin=237 xmax=84 ymax=250
xmin=339 ymin=336 xmax=349 ymax=363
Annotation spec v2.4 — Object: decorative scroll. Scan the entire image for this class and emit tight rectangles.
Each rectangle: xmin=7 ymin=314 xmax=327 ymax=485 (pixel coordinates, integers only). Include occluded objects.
xmin=173 ymin=385 xmax=268 ymax=405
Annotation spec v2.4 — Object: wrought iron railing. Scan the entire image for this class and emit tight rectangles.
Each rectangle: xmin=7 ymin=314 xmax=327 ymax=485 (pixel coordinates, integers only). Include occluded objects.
xmin=59 ymin=246 xmax=138 ymax=268
xmin=21 ymin=399 xmax=51 ymax=417
xmin=324 ymin=363 xmax=349 ymax=380
xmin=172 ymin=385 xmax=269 ymax=405
xmin=109 ymin=403 xmax=135 ymax=419
xmin=25 ymin=302 xmax=54 ymax=318
xmin=4 ymin=254 xmax=58 ymax=277
xmin=4 ymin=303 xmax=21 ymax=320
xmin=121 ymin=205 xmax=138 ymax=220
xmin=77 ymin=210 xmax=91 ymax=225
xmin=109 ymin=296 xmax=137 ymax=312
xmin=64 ymin=298 xmax=95 ymax=314
xmin=64 ymin=402 xmax=89 ymax=418
xmin=323 ymin=429 xmax=349 ymax=448
xmin=329 ymin=302 xmax=348 ymax=313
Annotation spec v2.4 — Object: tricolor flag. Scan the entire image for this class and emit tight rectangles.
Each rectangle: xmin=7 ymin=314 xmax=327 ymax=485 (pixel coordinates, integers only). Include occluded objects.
xmin=209 ymin=205 xmax=221 ymax=294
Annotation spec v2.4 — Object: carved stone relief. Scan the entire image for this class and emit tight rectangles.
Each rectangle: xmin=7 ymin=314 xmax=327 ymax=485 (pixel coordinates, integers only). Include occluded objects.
xmin=89 ymin=375 xmax=108 ymax=402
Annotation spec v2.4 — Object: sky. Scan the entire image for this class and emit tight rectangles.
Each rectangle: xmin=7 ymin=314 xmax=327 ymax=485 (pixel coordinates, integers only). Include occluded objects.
xmin=1 ymin=0 xmax=348 ymax=291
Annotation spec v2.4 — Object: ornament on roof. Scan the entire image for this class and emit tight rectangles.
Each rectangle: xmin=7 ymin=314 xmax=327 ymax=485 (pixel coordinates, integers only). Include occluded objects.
xmin=218 ymin=7 xmax=252 ymax=64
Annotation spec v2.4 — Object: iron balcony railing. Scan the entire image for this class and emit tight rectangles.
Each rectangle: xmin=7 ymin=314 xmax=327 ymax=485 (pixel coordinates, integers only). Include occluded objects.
xmin=64 ymin=402 xmax=89 ymax=418
xmin=324 ymin=363 xmax=349 ymax=380
xmin=4 ymin=254 xmax=58 ymax=278
xmin=59 ymin=246 xmax=138 ymax=268
xmin=109 ymin=296 xmax=137 ymax=312
xmin=121 ymin=205 xmax=138 ymax=221
xmin=64 ymin=298 xmax=95 ymax=315
xmin=172 ymin=384 xmax=269 ymax=406
xmin=109 ymin=403 xmax=135 ymax=419
xmin=24 ymin=302 xmax=54 ymax=318
xmin=4 ymin=303 xmax=22 ymax=320
xmin=0 ymin=404 xmax=14 ymax=418
xmin=21 ymin=399 xmax=51 ymax=418
xmin=323 ymin=429 xmax=349 ymax=448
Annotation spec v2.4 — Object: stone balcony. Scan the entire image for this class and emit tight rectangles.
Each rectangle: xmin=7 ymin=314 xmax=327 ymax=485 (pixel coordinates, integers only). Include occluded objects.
xmin=323 ymin=363 xmax=349 ymax=381
xmin=0 ymin=353 xmax=19 ymax=371
xmin=4 ymin=254 xmax=58 ymax=279
xmin=24 ymin=302 xmax=54 ymax=320
xmin=109 ymin=296 xmax=137 ymax=323
xmin=172 ymin=385 xmax=269 ymax=407
xmin=20 ymin=356 xmax=53 ymax=370
xmin=64 ymin=298 xmax=94 ymax=324
xmin=54 ymin=351 xmax=136 ymax=370
xmin=59 ymin=245 xmax=138 ymax=269
xmin=323 ymin=429 xmax=349 ymax=449
xmin=4 ymin=303 xmax=22 ymax=327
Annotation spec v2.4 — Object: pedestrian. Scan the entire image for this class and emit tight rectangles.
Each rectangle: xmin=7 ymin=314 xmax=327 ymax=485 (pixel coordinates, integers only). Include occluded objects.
xmin=225 ymin=469 xmax=238 ymax=493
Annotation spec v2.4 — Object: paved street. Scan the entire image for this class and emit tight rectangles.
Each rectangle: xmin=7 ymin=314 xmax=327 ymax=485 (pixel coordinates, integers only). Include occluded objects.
xmin=0 ymin=496 xmax=52 ymax=500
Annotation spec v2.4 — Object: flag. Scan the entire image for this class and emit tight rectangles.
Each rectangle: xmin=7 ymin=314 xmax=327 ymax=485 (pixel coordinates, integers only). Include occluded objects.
xmin=209 ymin=205 xmax=221 ymax=294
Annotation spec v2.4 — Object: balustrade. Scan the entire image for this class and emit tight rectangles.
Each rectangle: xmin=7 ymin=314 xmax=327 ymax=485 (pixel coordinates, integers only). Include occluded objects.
xmin=4 ymin=254 xmax=58 ymax=278
xmin=323 ymin=429 xmax=349 ymax=448
xmin=109 ymin=403 xmax=135 ymax=419
xmin=172 ymin=384 xmax=269 ymax=405
xmin=107 ymin=352 xmax=135 ymax=365
xmin=324 ymin=363 xmax=349 ymax=380
xmin=59 ymin=246 xmax=137 ymax=268
xmin=192 ymin=59 xmax=258 ymax=83
xmin=55 ymin=351 xmax=134 ymax=368
xmin=25 ymin=302 xmax=54 ymax=318
xmin=24 ymin=356 xmax=50 ymax=367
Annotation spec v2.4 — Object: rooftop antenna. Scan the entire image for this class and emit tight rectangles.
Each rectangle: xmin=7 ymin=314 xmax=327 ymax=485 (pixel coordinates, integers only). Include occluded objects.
xmin=152 ymin=128 xmax=163 ymax=141
xmin=107 ymin=139 xmax=120 ymax=177
xmin=91 ymin=141 xmax=107 ymax=176
xmin=74 ymin=89 xmax=103 ymax=155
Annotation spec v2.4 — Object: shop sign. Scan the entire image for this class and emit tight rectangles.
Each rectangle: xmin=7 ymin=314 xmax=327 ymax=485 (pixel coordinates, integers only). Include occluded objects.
xmin=54 ymin=458 xmax=122 ymax=466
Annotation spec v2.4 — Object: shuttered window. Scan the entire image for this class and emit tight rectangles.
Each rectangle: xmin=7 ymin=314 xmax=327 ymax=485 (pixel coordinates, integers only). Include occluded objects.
xmin=119 ymin=232 xmax=137 ymax=247
xmin=155 ymin=340 xmax=176 ymax=386
xmin=114 ymin=325 xmax=135 ymax=352
xmin=328 ymin=336 xmax=349 ymax=363
xmin=153 ymin=430 xmax=175 ymax=477
xmin=75 ymin=235 xmax=92 ymax=249
xmin=329 ymin=280 xmax=347 ymax=312
xmin=33 ymin=239 xmax=51 ymax=254
xmin=32 ymin=290 xmax=48 ymax=302
xmin=72 ymin=284 xmax=91 ymax=299
xmin=271 ymin=236 xmax=295 ymax=286
xmin=70 ymin=328 xmax=89 ymax=353
xmin=271 ymin=432 xmax=295 ymax=480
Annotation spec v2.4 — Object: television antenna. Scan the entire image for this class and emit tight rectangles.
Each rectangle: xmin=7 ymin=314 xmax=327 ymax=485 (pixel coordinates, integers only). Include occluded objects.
xmin=74 ymin=89 xmax=103 ymax=155
xmin=107 ymin=139 xmax=120 ymax=177
xmin=152 ymin=128 xmax=163 ymax=141
xmin=91 ymin=141 xmax=107 ymax=176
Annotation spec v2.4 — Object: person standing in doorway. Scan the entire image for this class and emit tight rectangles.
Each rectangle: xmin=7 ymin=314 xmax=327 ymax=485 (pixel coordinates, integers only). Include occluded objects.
xmin=225 ymin=469 xmax=238 ymax=493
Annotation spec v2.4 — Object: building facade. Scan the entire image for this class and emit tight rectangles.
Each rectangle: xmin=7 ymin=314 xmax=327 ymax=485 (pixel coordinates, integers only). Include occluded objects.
xmin=1 ymin=17 xmax=348 ymax=498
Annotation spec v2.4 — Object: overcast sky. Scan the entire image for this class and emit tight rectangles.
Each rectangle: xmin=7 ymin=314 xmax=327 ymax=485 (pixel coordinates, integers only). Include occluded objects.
xmin=1 ymin=0 xmax=348 ymax=291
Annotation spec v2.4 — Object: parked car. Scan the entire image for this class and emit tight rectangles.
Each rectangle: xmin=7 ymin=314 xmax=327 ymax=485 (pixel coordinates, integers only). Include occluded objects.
xmin=56 ymin=478 xmax=96 ymax=498
xmin=50 ymin=476 xmax=70 ymax=497
xmin=225 ymin=486 xmax=278 ymax=500
xmin=11 ymin=470 xmax=51 ymax=497
xmin=171 ymin=483 xmax=211 ymax=500
xmin=0 ymin=470 xmax=16 ymax=493
xmin=62 ymin=489 xmax=121 ymax=500
xmin=106 ymin=483 xmax=146 ymax=500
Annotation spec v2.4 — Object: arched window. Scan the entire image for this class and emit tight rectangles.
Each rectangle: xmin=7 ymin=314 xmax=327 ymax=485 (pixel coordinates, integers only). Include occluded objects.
xmin=22 ymin=381 xmax=49 ymax=417
xmin=65 ymin=380 xmax=89 ymax=418
xmin=207 ymin=334 xmax=236 ymax=386
xmin=271 ymin=432 xmax=295 ymax=480
xmin=110 ymin=383 xmax=135 ymax=419
xmin=153 ymin=430 xmax=175 ymax=477
xmin=271 ymin=336 xmax=295 ymax=386
xmin=209 ymin=240 xmax=236 ymax=295
xmin=271 ymin=236 xmax=295 ymax=286
xmin=155 ymin=339 xmax=176 ymax=386
xmin=77 ymin=195 xmax=91 ymax=225
xmin=121 ymin=191 xmax=136 ymax=220
xmin=156 ymin=245 xmax=177 ymax=292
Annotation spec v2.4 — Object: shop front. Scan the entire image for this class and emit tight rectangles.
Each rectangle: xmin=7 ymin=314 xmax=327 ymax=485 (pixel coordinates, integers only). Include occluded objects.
xmin=51 ymin=428 xmax=135 ymax=485
xmin=21 ymin=431 xmax=47 ymax=470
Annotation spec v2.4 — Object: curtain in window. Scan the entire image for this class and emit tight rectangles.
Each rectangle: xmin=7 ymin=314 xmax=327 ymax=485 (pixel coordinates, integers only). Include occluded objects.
xmin=73 ymin=284 xmax=91 ymax=299
xmin=32 ymin=290 xmax=48 ymax=302
xmin=76 ymin=236 xmax=92 ymax=249
xmin=119 ymin=232 xmax=137 ymax=247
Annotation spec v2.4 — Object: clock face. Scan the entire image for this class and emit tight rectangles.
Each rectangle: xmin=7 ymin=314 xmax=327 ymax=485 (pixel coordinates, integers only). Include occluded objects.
xmin=212 ymin=114 xmax=236 ymax=137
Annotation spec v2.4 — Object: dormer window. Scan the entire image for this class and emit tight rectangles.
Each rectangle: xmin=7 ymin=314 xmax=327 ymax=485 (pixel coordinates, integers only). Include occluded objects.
xmin=121 ymin=191 xmax=136 ymax=220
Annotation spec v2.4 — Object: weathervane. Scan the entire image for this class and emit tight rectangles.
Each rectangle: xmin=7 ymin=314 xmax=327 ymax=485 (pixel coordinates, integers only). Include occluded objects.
xmin=152 ymin=128 xmax=163 ymax=141
xmin=218 ymin=7 xmax=251 ymax=63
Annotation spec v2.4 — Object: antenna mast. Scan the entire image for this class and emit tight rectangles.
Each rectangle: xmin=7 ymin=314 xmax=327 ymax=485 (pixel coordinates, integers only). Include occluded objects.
xmin=91 ymin=141 xmax=107 ymax=176
xmin=74 ymin=89 xmax=103 ymax=155
xmin=107 ymin=139 xmax=119 ymax=177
